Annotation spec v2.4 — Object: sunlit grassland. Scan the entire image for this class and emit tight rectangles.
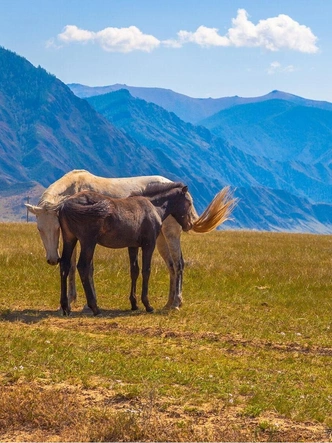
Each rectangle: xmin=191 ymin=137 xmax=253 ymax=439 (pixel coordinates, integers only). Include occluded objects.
xmin=0 ymin=223 xmax=331 ymax=441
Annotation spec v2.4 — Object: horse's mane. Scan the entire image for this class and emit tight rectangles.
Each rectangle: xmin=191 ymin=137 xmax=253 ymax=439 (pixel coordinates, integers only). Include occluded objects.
xmin=131 ymin=181 xmax=185 ymax=198
xmin=39 ymin=195 xmax=68 ymax=210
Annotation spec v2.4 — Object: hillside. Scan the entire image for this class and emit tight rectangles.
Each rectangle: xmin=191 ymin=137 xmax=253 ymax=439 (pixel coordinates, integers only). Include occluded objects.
xmin=0 ymin=47 xmax=160 ymax=189
xmin=0 ymin=47 xmax=171 ymax=220
xmin=200 ymin=99 xmax=332 ymax=165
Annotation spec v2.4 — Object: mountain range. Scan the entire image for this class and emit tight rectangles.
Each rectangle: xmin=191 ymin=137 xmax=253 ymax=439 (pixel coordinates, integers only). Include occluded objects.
xmin=68 ymin=83 xmax=332 ymax=125
xmin=0 ymin=46 xmax=331 ymax=233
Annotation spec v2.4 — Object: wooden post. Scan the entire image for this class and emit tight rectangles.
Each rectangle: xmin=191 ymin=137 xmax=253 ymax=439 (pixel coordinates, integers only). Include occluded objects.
xmin=26 ymin=196 xmax=30 ymax=222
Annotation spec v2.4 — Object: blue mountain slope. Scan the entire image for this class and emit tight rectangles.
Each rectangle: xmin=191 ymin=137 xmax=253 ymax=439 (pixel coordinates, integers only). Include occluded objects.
xmin=0 ymin=47 xmax=162 ymax=188
xmin=230 ymin=187 xmax=332 ymax=233
xmin=200 ymin=99 xmax=332 ymax=165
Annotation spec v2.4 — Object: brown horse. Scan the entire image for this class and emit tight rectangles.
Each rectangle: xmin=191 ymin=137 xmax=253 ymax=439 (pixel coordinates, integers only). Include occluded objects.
xmin=58 ymin=182 xmax=194 ymax=316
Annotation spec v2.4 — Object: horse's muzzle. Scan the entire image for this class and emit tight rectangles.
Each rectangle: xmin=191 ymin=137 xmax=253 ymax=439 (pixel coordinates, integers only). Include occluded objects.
xmin=183 ymin=222 xmax=193 ymax=232
xmin=47 ymin=258 xmax=60 ymax=265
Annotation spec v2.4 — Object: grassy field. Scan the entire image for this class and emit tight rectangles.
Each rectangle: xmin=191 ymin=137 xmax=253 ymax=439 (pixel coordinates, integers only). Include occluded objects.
xmin=0 ymin=223 xmax=331 ymax=442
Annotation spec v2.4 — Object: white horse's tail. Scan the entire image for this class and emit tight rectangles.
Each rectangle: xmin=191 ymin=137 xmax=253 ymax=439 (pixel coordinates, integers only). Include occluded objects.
xmin=191 ymin=186 xmax=237 ymax=233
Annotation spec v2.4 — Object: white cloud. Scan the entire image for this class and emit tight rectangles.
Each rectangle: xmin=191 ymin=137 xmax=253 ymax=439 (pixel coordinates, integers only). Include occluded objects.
xmin=57 ymin=24 xmax=160 ymax=53
xmin=45 ymin=38 xmax=58 ymax=49
xmin=173 ymin=9 xmax=319 ymax=53
xmin=267 ymin=61 xmax=281 ymax=74
xmin=58 ymin=25 xmax=94 ymax=43
xmin=283 ymin=64 xmax=296 ymax=73
xmin=176 ymin=26 xmax=230 ymax=47
xmin=267 ymin=61 xmax=296 ymax=74
xmin=162 ymin=38 xmax=183 ymax=48
xmin=50 ymin=10 xmax=318 ymax=54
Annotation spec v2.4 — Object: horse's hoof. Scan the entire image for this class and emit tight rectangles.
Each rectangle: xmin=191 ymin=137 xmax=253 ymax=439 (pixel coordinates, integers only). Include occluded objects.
xmin=62 ymin=309 xmax=71 ymax=316
xmin=168 ymin=304 xmax=180 ymax=311
xmin=145 ymin=306 xmax=154 ymax=313
xmin=68 ymin=299 xmax=77 ymax=306
xmin=131 ymin=306 xmax=139 ymax=311
xmin=174 ymin=299 xmax=183 ymax=308
xmin=93 ymin=309 xmax=102 ymax=317
xmin=162 ymin=300 xmax=182 ymax=310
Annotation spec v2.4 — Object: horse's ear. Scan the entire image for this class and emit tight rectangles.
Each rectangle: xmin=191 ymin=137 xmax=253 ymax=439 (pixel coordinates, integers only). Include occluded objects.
xmin=25 ymin=204 xmax=45 ymax=215
xmin=182 ymin=186 xmax=188 ymax=193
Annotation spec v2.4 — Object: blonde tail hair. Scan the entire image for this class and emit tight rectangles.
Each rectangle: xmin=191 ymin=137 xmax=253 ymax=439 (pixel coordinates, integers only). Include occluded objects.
xmin=192 ymin=186 xmax=237 ymax=233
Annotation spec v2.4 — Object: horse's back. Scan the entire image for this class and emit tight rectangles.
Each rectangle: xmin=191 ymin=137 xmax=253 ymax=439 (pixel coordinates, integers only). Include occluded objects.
xmin=60 ymin=191 xmax=162 ymax=249
xmin=40 ymin=170 xmax=172 ymax=204
xmin=99 ymin=196 xmax=162 ymax=249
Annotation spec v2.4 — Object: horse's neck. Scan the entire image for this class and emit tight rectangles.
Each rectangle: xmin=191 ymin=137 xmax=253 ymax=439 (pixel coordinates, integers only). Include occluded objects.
xmin=148 ymin=194 xmax=175 ymax=221
xmin=39 ymin=190 xmax=61 ymax=205
xmin=39 ymin=180 xmax=78 ymax=205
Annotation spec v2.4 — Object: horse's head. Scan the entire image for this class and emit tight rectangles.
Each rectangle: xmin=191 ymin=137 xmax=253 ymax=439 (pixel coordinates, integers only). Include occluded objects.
xmin=25 ymin=204 xmax=61 ymax=265
xmin=172 ymin=185 xmax=197 ymax=232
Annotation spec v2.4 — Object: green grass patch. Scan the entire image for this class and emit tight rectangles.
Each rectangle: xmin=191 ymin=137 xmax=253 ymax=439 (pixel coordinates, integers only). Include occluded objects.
xmin=0 ymin=223 xmax=331 ymax=441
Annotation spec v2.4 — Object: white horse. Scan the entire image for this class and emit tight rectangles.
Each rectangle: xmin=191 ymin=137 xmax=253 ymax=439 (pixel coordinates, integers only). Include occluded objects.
xmin=26 ymin=169 xmax=235 ymax=309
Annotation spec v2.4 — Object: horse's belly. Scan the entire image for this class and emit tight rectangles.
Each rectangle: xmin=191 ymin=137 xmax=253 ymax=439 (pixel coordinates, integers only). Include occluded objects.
xmin=98 ymin=233 xmax=140 ymax=249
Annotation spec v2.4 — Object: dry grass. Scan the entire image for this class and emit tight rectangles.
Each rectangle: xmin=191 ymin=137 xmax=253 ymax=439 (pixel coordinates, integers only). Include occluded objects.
xmin=0 ymin=223 xmax=331 ymax=442
xmin=0 ymin=381 xmax=329 ymax=442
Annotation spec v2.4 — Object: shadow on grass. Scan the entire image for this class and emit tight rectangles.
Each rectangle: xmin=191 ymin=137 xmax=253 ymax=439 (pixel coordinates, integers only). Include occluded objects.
xmin=0 ymin=306 xmax=160 ymax=324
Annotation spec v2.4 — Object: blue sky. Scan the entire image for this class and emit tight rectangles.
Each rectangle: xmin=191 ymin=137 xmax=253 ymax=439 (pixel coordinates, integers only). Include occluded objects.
xmin=1 ymin=0 xmax=331 ymax=101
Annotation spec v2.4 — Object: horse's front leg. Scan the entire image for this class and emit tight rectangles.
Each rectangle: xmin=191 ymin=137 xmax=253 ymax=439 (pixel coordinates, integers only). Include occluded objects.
xmin=157 ymin=218 xmax=183 ymax=309
xmin=77 ymin=242 xmax=100 ymax=316
xmin=128 ymin=247 xmax=139 ymax=310
xmin=67 ymin=245 xmax=77 ymax=306
xmin=141 ymin=245 xmax=155 ymax=313
xmin=60 ymin=240 xmax=77 ymax=316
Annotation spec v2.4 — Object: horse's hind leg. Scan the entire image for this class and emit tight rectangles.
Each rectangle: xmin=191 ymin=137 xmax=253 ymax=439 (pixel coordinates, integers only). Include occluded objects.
xmin=141 ymin=245 xmax=155 ymax=313
xmin=60 ymin=239 xmax=77 ymax=316
xmin=128 ymin=247 xmax=139 ymax=310
xmin=68 ymin=245 xmax=77 ymax=306
xmin=77 ymin=242 xmax=101 ymax=316
xmin=157 ymin=218 xmax=183 ymax=309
